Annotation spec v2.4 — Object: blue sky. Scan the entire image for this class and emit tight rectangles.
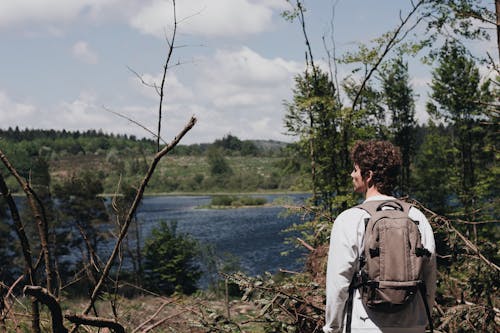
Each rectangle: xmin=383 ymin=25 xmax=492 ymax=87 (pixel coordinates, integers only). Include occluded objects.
xmin=0 ymin=0 xmax=495 ymax=144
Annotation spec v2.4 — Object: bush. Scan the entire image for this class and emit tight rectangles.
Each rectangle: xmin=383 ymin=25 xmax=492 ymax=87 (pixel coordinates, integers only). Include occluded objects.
xmin=143 ymin=221 xmax=201 ymax=295
xmin=210 ymin=195 xmax=267 ymax=207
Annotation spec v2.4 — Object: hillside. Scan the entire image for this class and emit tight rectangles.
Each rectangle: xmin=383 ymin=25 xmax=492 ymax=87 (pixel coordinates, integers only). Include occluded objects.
xmin=0 ymin=128 xmax=310 ymax=194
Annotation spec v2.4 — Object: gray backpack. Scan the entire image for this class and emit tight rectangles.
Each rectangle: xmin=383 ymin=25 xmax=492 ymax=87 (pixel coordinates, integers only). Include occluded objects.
xmin=345 ymin=200 xmax=433 ymax=332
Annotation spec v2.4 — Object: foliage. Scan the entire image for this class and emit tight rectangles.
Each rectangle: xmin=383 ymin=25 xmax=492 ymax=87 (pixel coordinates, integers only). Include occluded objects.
xmin=381 ymin=55 xmax=417 ymax=194
xmin=210 ymin=195 xmax=267 ymax=207
xmin=427 ymin=41 xmax=492 ymax=216
xmin=52 ymin=172 xmax=109 ymax=289
xmin=207 ymin=146 xmax=234 ymax=177
xmin=143 ymin=220 xmax=202 ymax=296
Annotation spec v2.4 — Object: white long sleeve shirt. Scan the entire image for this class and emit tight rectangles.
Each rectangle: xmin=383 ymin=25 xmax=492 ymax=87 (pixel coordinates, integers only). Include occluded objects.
xmin=323 ymin=195 xmax=437 ymax=333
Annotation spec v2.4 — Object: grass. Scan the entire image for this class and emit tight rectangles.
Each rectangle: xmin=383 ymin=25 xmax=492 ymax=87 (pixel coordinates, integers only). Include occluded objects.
xmin=48 ymin=154 xmax=305 ymax=195
xmin=6 ymin=292 xmax=264 ymax=333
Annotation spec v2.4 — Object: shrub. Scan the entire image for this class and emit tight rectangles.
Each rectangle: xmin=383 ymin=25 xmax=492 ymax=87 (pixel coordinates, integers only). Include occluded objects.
xmin=143 ymin=221 xmax=201 ymax=295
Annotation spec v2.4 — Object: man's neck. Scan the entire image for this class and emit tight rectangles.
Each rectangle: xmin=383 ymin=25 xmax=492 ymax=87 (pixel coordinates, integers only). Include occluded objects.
xmin=365 ymin=186 xmax=383 ymax=199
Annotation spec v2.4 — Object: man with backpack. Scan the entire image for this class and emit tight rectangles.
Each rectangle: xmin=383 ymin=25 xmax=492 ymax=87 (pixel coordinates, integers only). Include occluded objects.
xmin=323 ymin=140 xmax=436 ymax=333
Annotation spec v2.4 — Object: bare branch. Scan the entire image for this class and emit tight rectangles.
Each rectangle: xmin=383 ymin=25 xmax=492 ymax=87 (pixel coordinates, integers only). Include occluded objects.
xmin=410 ymin=199 xmax=500 ymax=272
xmin=132 ymin=299 xmax=176 ymax=333
xmin=102 ymin=106 xmax=167 ymax=145
xmin=78 ymin=115 xmax=197 ymax=320
xmin=351 ymin=0 xmax=425 ymax=111
xmin=65 ymin=313 xmax=124 ymax=333
xmin=0 ymin=149 xmax=58 ymax=295
xmin=157 ymin=0 xmax=179 ymax=152
xmin=296 ymin=237 xmax=315 ymax=252
xmin=24 ymin=286 xmax=67 ymax=333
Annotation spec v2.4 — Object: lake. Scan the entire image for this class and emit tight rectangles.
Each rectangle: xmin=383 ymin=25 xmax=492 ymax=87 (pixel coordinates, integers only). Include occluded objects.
xmin=130 ymin=193 xmax=310 ymax=284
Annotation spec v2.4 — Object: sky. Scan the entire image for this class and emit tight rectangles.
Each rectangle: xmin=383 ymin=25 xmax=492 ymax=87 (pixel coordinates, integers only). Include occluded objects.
xmin=0 ymin=0 xmax=496 ymax=144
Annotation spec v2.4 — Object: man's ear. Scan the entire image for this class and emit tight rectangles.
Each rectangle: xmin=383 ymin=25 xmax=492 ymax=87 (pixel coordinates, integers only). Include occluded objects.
xmin=366 ymin=170 xmax=374 ymax=187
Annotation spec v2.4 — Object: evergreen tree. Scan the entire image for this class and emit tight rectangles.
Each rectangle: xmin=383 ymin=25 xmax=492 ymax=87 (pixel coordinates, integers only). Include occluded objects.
xmin=143 ymin=221 xmax=201 ymax=295
xmin=381 ymin=56 xmax=417 ymax=194
xmin=412 ymin=121 xmax=454 ymax=213
xmin=284 ymin=67 xmax=347 ymax=209
xmin=427 ymin=41 xmax=490 ymax=217
xmin=53 ymin=172 xmax=109 ymax=286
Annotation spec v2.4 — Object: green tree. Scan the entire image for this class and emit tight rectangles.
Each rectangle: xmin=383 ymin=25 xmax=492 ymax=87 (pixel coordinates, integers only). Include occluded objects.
xmin=143 ymin=221 xmax=201 ymax=295
xmin=207 ymin=146 xmax=233 ymax=176
xmin=284 ymin=67 xmax=348 ymax=208
xmin=53 ymin=172 xmax=108 ymax=285
xmin=412 ymin=121 xmax=454 ymax=213
xmin=381 ymin=56 xmax=417 ymax=194
xmin=427 ymin=41 xmax=490 ymax=217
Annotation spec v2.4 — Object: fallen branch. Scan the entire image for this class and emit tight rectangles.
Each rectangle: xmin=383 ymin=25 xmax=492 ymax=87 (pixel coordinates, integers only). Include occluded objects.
xmin=132 ymin=299 xmax=174 ymax=333
xmin=140 ymin=309 xmax=188 ymax=333
xmin=410 ymin=199 xmax=500 ymax=272
xmin=65 ymin=313 xmax=124 ymax=333
xmin=297 ymin=237 xmax=315 ymax=252
xmin=23 ymin=286 xmax=67 ymax=333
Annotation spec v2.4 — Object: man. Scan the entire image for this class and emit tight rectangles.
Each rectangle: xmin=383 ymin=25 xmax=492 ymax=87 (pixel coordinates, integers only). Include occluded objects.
xmin=323 ymin=140 xmax=436 ymax=333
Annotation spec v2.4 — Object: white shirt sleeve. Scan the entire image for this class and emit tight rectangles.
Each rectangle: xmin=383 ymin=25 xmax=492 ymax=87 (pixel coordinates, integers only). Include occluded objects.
xmin=323 ymin=208 xmax=366 ymax=333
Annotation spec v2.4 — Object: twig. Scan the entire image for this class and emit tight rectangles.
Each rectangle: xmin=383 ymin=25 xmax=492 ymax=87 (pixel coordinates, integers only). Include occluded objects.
xmin=132 ymin=299 xmax=176 ymax=333
xmin=279 ymin=268 xmax=300 ymax=275
xmin=0 ymin=275 xmax=24 ymax=320
xmin=103 ymin=106 xmax=167 ymax=145
xmin=140 ymin=309 xmax=187 ymax=333
xmin=296 ymin=237 xmax=315 ymax=252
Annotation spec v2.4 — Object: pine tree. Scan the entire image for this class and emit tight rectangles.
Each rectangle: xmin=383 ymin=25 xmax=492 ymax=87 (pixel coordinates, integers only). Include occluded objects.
xmin=381 ymin=56 xmax=416 ymax=194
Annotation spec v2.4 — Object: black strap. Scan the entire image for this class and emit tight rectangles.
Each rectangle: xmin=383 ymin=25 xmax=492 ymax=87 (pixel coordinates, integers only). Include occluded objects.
xmin=418 ymin=282 xmax=434 ymax=333
xmin=345 ymin=284 xmax=355 ymax=333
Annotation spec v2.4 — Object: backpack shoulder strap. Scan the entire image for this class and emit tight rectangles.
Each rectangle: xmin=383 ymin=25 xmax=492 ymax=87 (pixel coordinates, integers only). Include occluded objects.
xmin=356 ymin=199 xmax=413 ymax=216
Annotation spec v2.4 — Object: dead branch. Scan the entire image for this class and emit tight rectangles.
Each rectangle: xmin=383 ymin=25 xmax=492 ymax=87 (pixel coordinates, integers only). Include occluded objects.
xmin=0 ymin=275 xmax=24 ymax=321
xmin=156 ymin=0 xmax=178 ymax=151
xmin=351 ymin=0 xmax=425 ymax=111
xmin=23 ymin=286 xmax=67 ymax=333
xmin=410 ymin=199 xmax=500 ymax=272
xmin=140 ymin=309 xmax=188 ymax=333
xmin=65 ymin=313 xmax=124 ymax=333
xmin=0 ymin=170 xmax=41 ymax=333
xmin=296 ymin=237 xmax=315 ymax=252
xmin=132 ymin=299 xmax=175 ymax=333
xmin=103 ymin=106 xmax=167 ymax=145
xmin=77 ymin=115 xmax=197 ymax=322
xmin=0 ymin=150 xmax=56 ymax=294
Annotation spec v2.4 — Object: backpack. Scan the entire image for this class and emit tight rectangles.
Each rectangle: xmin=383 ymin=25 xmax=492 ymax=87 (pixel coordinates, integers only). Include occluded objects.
xmin=345 ymin=199 xmax=433 ymax=333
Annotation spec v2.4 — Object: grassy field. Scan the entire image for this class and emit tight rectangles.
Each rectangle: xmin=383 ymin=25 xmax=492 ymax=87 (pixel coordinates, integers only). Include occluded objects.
xmin=48 ymin=154 xmax=308 ymax=195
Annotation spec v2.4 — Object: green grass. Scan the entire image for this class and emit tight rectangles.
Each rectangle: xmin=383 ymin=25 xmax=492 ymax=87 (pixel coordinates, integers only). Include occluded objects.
xmin=49 ymin=154 xmax=307 ymax=195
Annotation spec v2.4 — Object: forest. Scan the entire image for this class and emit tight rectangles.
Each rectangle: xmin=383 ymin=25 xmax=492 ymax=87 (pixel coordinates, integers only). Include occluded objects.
xmin=0 ymin=0 xmax=498 ymax=332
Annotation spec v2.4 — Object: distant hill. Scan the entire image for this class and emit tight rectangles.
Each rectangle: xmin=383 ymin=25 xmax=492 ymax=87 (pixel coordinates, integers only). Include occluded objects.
xmin=0 ymin=127 xmax=309 ymax=194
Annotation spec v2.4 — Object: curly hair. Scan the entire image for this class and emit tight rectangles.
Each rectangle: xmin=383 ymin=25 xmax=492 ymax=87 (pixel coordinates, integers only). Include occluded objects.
xmin=350 ymin=140 xmax=402 ymax=195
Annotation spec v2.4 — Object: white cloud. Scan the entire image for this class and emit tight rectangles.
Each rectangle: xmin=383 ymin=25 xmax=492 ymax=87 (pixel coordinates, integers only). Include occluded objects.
xmin=0 ymin=91 xmax=37 ymax=125
xmin=123 ymin=46 xmax=302 ymax=142
xmin=72 ymin=41 xmax=99 ymax=64
xmin=130 ymin=0 xmax=288 ymax=38
xmin=189 ymin=47 xmax=302 ymax=141
xmin=0 ymin=0 xmax=119 ymax=29
xmin=198 ymin=47 xmax=301 ymax=107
